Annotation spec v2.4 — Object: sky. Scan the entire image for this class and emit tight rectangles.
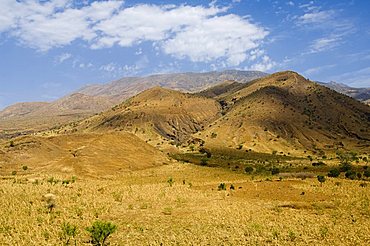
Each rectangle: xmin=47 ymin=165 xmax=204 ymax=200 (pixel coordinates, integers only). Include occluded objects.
xmin=0 ymin=0 xmax=370 ymax=109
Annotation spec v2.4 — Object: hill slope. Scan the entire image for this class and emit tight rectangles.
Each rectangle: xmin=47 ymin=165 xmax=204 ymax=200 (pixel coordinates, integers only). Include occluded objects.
xmin=196 ymin=71 xmax=370 ymax=155
xmin=78 ymin=70 xmax=268 ymax=101
xmin=0 ymin=93 xmax=115 ymax=133
xmin=0 ymin=70 xmax=267 ymax=133
xmin=319 ymin=81 xmax=370 ymax=104
xmin=0 ymin=132 xmax=169 ymax=176
xmin=65 ymin=87 xmax=221 ymax=144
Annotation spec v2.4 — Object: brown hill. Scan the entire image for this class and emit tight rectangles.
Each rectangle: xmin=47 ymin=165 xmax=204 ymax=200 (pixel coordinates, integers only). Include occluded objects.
xmin=196 ymin=80 xmax=246 ymax=99
xmin=0 ymin=93 xmax=115 ymax=133
xmin=319 ymin=81 xmax=370 ymax=103
xmin=196 ymin=71 xmax=370 ymax=155
xmin=0 ymin=102 xmax=49 ymax=119
xmin=0 ymin=70 xmax=267 ymax=133
xmin=63 ymin=87 xmax=221 ymax=145
xmin=0 ymin=132 xmax=169 ymax=177
xmin=78 ymin=70 xmax=267 ymax=100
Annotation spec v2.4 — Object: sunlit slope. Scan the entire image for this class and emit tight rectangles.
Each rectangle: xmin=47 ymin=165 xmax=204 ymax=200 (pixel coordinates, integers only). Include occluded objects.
xmin=197 ymin=71 xmax=370 ymax=155
xmin=0 ymin=132 xmax=169 ymax=176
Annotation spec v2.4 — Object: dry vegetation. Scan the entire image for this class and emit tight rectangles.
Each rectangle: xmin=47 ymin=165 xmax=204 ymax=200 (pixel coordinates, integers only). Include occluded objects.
xmin=1 ymin=71 xmax=369 ymax=245
xmin=1 ymin=162 xmax=370 ymax=245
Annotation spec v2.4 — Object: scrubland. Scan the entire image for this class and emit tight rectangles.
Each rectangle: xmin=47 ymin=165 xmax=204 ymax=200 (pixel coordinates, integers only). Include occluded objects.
xmin=1 ymin=162 xmax=370 ymax=245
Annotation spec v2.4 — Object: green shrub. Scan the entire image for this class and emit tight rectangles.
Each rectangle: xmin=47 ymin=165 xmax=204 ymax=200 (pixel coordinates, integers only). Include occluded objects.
xmin=345 ymin=170 xmax=357 ymax=180
xmin=339 ymin=162 xmax=352 ymax=172
xmin=86 ymin=220 xmax=117 ymax=246
xmin=364 ymin=169 xmax=370 ymax=178
xmin=244 ymin=166 xmax=254 ymax=173
xmin=230 ymin=184 xmax=235 ymax=190
xmin=328 ymin=168 xmax=340 ymax=178
xmin=199 ymin=148 xmax=212 ymax=158
xmin=200 ymin=158 xmax=208 ymax=166
xmin=22 ymin=165 xmax=28 ymax=171
xmin=271 ymin=167 xmax=280 ymax=175
xmin=317 ymin=175 xmax=326 ymax=185
xmin=312 ymin=161 xmax=326 ymax=167
xmin=11 ymin=171 xmax=17 ymax=176
xmin=167 ymin=177 xmax=174 ymax=187
xmin=48 ymin=177 xmax=60 ymax=185
xmin=60 ymin=222 xmax=78 ymax=245
xmin=218 ymin=183 xmax=226 ymax=191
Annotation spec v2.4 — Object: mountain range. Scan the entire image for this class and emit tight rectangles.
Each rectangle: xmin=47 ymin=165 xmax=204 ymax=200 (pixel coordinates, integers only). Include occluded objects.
xmin=1 ymin=70 xmax=369 ymax=175
xmin=0 ymin=70 xmax=368 ymax=135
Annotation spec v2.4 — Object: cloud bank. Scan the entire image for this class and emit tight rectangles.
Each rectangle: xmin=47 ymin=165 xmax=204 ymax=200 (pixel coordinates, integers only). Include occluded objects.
xmin=0 ymin=0 xmax=269 ymax=66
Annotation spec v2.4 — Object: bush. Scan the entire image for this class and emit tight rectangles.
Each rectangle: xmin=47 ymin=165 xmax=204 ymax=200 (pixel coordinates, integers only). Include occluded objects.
xmin=230 ymin=184 xmax=235 ymax=190
xmin=11 ymin=171 xmax=17 ymax=176
xmin=60 ymin=222 xmax=78 ymax=245
xmin=312 ymin=161 xmax=326 ymax=167
xmin=271 ymin=167 xmax=280 ymax=175
xmin=43 ymin=193 xmax=56 ymax=213
xmin=218 ymin=183 xmax=226 ymax=191
xmin=364 ymin=169 xmax=370 ymax=178
xmin=244 ymin=166 xmax=254 ymax=173
xmin=199 ymin=148 xmax=212 ymax=158
xmin=167 ymin=177 xmax=174 ymax=187
xmin=328 ymin=168 xmax=340 ymax=178
xmin=345 ymin=170 xmax=357 ymax=180
xmin=200 ymin=158 xmax=208 ymax=166
xmin=22 ymin=165 xmax=28 ymax=171
xmin=339 ymin=162 xmax=352 ymax=172
xmin=86 ymin=220 xmax=117 ymax=246
xmin=317 ymin=175 xmax=326 ymax=185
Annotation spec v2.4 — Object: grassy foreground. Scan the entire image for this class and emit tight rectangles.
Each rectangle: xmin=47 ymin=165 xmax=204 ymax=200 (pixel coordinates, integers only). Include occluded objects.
xmin=1 ymin=162 xmax=370 ymax=245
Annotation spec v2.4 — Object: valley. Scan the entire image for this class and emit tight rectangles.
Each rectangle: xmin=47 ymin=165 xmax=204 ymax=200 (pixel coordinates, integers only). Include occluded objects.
xmin=0 ymin=70 xmax=369 ymax=245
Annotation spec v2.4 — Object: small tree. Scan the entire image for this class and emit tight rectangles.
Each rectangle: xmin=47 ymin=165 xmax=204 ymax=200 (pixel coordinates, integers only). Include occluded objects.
xmin=86 ymin=221 xmax=117 ymax=246
xmin=218 ymin=183 xmax=226 ymax=191
xmin=317 ymin=175 xmax=326 ymax=186
xmin=244 ymin=166 xmax=254 ymax=173
xmin=328 ymin=168 xmax=340 ymax=178
xmin=200 ymin=158 xmax=208 ymax=166
xmin=271 ymin=167 xmax=280 ymax=175
xmin=60 ymin=222 xmax=78 ymax=246
xmin=167 ymin=177 xmax=174 ymax=187
xmin=364 ymin=169 xmax=370 ymax=178
xmin=345 ymin=170 xmax=357 ymax=180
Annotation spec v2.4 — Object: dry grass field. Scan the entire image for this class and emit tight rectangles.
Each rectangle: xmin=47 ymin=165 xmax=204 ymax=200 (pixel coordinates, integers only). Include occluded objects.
xmin=1 ymin=162 xmax=370 ymax=245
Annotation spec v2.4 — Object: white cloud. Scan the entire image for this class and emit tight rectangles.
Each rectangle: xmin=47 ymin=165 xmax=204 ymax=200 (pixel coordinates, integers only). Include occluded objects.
xmin=298 ymin=10 xmax=335 ymax=24
xmin=296 ymin=6 xmax=355 ymax=54
xmin=0 ymin=0 xmax=122 ymax=51
xmin=309 ymin=36 xmax=342 ymax=53
xmin=56 ymin=53 xmax=72 ymax=63
xmin=163 ymin=14 xmax=267 ymax=65
xmin=0 ymin=1 xmax=269 ymax=66
xmin=304 ymin=64 xmax=336 ymax=76
xmin=247 ymin=55 xmax=276 ymax=72
xmin=99 ymin=63 xmax=117 ymax=72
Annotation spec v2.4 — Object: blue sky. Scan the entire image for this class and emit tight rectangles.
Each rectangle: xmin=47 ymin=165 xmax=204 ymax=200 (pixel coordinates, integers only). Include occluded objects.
xmin=0 ymin=0 xmax=370 ymax=109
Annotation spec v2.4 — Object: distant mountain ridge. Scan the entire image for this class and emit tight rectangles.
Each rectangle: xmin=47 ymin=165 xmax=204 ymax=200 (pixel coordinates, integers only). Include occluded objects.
xmin=0 ymin=70 xmax=369 ymax=135
xmin=77 ymin=70 xmax=268 ymax=102
xmin=0 ymin=70 xmax=268 ymax=132
xmin=318 ymin=81 xmax=370 ymax=104
xmin=62 ymin=71 xmax=370 ymax=156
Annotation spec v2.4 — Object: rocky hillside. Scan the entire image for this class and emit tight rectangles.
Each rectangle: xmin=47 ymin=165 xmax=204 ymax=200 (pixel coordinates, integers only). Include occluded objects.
xmin=64 ymin=87 xmax=221 ymax=145
xmin=0 ymin=70 xmax=267 ymax=133
xmin=197 ymin=71 xmax=370 ymax=155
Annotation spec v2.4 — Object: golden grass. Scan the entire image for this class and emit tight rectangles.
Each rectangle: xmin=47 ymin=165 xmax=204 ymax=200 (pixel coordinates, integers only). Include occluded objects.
xmin=1 ymin=163 xmax=370 ymax=245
